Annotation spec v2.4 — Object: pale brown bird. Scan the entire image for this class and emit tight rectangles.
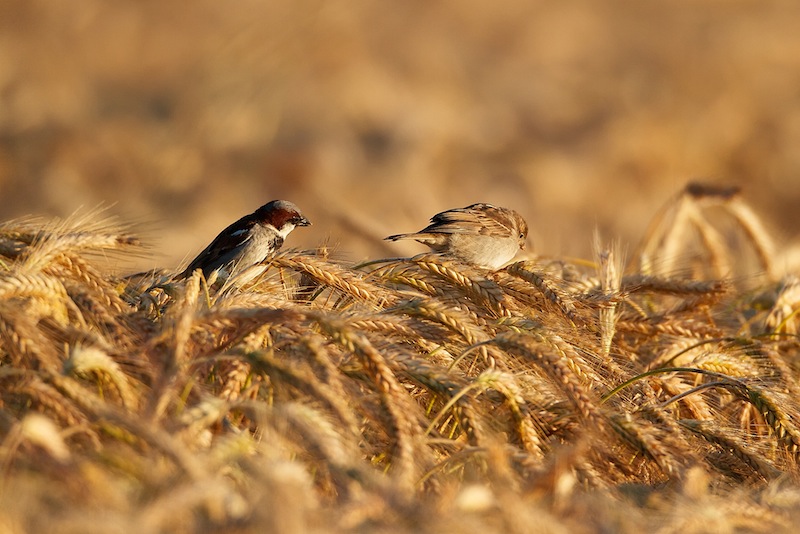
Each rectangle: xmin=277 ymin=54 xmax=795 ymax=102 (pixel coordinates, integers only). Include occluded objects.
xmin=385 ymin=203 xmax=528 ymax=269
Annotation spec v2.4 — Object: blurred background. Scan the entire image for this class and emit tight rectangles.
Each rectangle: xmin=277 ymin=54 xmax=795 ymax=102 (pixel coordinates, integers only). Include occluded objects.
xmin=2 ymin=0 xmax=800 ymax=271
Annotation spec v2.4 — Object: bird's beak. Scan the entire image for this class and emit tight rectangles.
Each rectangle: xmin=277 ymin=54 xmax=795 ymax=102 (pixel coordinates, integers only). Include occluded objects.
xmin=297 ymin=216 xmax=311 ymax=227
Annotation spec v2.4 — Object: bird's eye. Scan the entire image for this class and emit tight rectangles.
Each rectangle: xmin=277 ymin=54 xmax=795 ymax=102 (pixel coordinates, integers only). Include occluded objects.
xmin=519 ymin=233 xmax=525 ymax=239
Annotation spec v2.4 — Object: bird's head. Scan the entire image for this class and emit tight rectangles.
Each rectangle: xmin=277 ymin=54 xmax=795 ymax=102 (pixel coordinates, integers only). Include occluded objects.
xmin=256 ymin=200 xmax=311 ymax=237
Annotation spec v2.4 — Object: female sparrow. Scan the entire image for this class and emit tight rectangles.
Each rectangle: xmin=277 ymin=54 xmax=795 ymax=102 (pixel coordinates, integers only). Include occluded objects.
xmin=385 ymin=203 xmax=528 ymax=269
xmin=178 ymin=200 xmax=310 ymax=280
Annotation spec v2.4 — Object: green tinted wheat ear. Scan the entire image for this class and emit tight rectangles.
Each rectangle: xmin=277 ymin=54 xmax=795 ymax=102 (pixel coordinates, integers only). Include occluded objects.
xmin=746 ymin=387 xmax=800 ymax=459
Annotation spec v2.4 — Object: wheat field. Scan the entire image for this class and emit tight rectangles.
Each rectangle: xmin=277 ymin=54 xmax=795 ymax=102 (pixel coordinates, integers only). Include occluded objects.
xmin=4 ymin=1 xmax=800 ymax=532
xmin=1 ymin=184 xmax=800 ymax=533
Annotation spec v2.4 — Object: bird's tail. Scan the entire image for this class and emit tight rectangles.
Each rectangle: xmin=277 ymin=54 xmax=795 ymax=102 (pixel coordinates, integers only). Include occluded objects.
xmin=384 ymin=233 xmax=409 ymax=242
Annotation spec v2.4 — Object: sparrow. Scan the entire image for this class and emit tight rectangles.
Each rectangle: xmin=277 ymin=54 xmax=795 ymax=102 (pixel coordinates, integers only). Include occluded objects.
xmin=178 ymin=200 xmax=310 ymax=280
xmin=385 ymin=203 xmax=528 ymax=269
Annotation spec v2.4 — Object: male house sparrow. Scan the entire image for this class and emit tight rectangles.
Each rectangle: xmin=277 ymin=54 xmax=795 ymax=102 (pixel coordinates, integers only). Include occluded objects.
xmin=178 ymin=200 xmax=310 ymax=280
xmin=385 ymin=203 xmax=528 ymax=269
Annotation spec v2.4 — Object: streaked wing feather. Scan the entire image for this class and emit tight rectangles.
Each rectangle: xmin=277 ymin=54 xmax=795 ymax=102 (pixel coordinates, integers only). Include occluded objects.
xmin=183 ymin=217 xmax=257 ymax=275
xmin=423 ymin=204 xmax=514 ymax=235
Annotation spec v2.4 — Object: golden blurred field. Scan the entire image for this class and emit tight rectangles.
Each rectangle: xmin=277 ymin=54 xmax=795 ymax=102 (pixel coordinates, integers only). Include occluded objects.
xmin=2 ymin=0 xmax=800 ymax=268
xmin=5 ymin=2 xmax=800 ymax=533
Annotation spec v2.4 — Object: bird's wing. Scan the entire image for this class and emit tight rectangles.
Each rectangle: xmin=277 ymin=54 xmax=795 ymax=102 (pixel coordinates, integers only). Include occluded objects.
xmin=182 ymin=217 xmax=257 ymax=276
xmin=423 ymin=204 xmax=513 ymax=236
